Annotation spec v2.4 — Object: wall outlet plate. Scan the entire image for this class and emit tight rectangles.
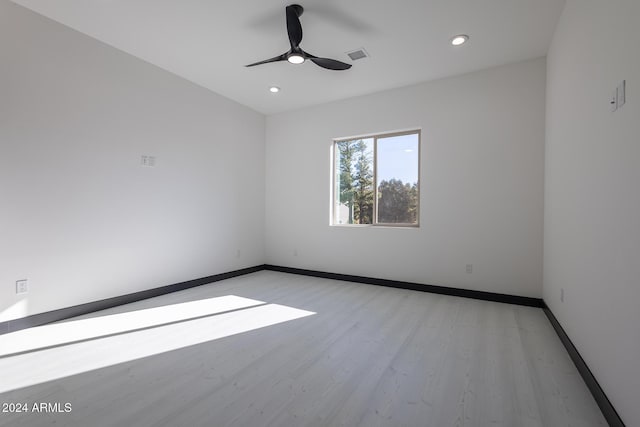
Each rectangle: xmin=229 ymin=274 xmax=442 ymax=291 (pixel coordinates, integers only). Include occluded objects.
xmin=16 ymin=279 xmax=28 ymax=294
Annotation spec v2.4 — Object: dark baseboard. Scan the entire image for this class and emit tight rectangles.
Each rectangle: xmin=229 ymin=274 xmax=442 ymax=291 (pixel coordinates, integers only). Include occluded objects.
xmin=268 ymin=265 xmax=623 ymax=425
xmin=542 ymin=303 xmax=625 ymax=427
xmin=0 ymin=265 xmax=264 ymax=336
xmin=1 ymin=264 xmax=543 ymax=335
xmin=264 ymin=264 xmax=543 ymax=308
xmin=0 ymin=263 xmax=624 ymax=425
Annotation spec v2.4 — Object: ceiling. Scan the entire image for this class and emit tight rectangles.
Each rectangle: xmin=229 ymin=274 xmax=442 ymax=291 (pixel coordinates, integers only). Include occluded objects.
xmin=12 ymin=0 xmax=565 ymax=115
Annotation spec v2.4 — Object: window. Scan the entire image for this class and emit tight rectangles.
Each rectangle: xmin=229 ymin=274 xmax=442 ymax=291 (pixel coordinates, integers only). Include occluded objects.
xmin=332 ymin=130 xmax=420 ymax=226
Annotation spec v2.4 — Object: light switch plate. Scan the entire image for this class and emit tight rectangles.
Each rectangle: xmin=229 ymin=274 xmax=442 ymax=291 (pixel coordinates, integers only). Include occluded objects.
xmin=617 ymin=80 xmax=626 ymax=108
xmin=141 ymin=155 xmax=156 ymax=167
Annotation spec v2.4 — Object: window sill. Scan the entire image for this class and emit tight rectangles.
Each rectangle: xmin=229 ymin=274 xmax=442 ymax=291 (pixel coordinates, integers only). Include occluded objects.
xmin=330 ymin=223 xmax=419 ymax=229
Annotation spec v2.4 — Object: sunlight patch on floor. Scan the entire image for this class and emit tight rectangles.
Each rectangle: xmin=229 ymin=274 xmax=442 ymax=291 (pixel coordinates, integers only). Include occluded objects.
xmin=0 ymin=298 xmax=315 ymax=393
xmin=0 ymin=295 xmax=264 ymax=357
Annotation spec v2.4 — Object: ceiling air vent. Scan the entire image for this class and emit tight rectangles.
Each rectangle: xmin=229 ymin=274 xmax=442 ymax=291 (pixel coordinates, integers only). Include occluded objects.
xmin=346 ymin=48 xmax=369 ymax=61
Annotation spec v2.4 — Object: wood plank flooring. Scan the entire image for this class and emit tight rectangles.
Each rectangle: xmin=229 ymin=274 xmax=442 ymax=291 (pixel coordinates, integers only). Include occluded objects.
xmin=0 ymin=271 xmax=607 ymax=426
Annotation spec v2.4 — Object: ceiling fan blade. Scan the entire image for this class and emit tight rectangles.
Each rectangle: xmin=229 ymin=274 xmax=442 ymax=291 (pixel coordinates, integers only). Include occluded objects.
xmin=246 ymin=5 xmax=353 ymax=72
xmin=310 ymin=57 xmax=352 ymax=71
xmin=245 ymin=53 xmax=287 ymax=67
xmin=286 ymin=5 xmax=303 ymax=48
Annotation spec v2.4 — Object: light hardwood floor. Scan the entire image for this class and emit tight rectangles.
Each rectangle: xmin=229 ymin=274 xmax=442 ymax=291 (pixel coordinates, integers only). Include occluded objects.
xmin=0 ymin=271 xmax=606 ymax=426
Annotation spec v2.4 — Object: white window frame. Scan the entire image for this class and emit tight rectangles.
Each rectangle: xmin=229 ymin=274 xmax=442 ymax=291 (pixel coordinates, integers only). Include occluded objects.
xmin=331 ymin=129 xmax=421 ymax=227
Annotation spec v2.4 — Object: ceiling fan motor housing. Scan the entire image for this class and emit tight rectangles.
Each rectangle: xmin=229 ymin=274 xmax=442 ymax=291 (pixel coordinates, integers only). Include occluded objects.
xmin=245 ymin=3 xmax=352 ymax=71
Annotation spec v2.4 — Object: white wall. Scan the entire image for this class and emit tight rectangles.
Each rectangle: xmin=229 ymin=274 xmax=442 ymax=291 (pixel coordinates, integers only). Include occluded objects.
xmin=266 ymin=58 xmax=546 ymax=298
xmin=544 ymin=1 xmax=640 ymax=425
xmin=0 ymin=1 xmax=265 ymax=322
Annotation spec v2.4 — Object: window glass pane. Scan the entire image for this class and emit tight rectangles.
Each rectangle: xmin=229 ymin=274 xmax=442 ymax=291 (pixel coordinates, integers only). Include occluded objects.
xmin=334 ymin=138 xmax=374 ymax=224
xmin=376 ymin=134 xmax=419 ymax=224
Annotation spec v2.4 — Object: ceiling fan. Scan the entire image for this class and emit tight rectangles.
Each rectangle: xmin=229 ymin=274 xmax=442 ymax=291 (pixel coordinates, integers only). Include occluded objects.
xmin=246 ymin=4 xmax=352 ymax=71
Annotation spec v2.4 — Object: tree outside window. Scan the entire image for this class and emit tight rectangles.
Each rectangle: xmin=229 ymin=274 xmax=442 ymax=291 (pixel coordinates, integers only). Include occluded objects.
xmin=333 ymin=130 xmax=419 ymax=226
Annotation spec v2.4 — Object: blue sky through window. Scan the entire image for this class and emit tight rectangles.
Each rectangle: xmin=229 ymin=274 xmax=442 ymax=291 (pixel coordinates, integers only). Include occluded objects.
xmin=377 ymin=134 xmax=419 ymax=186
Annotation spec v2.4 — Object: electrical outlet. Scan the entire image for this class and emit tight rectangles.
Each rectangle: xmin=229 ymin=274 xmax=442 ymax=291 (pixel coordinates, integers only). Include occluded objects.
xmin=16 ymin=279 xmax=28 ymax=294
xmin=466 ymin=264 xmax=473 ymax=274
xmin=561 ymin=288 xmax=564 ymax=302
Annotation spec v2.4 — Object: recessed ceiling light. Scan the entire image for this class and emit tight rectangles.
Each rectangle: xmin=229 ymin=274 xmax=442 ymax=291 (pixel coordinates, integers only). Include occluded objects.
xmin=269 ymin=86 xmax=280 ymax=93
xmin=451 ymin=34 xmax=469 ymax=46
xmin=287 ymin=54 xmax=305 ymax=64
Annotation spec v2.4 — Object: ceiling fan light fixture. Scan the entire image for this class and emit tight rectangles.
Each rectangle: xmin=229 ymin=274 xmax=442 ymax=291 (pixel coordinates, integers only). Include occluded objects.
xmin=451 ymin=34 xmax=469 ymax=46
xmin=269 ymin=86 xmax=280 ymax=93
xmin=245 ymin=4 xmax=351 ymax=71
xmin=287 ymin=54 xmax=305 ymax=64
